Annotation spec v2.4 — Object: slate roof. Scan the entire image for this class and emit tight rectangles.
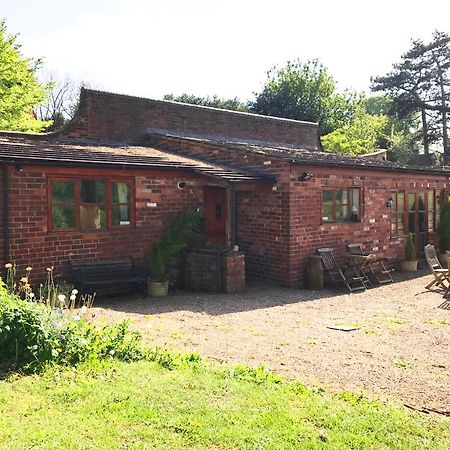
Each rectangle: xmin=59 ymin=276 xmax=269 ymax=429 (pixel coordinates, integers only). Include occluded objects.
xmin=0 ymin=133 xmax=275 ymax=184
xmin=147 ymin=129 xmax=450 ymax=175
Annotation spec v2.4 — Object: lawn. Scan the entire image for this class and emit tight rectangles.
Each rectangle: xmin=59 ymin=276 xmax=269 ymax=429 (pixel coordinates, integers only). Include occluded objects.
xmin=1 ymin=358 xmax=449 ymax=449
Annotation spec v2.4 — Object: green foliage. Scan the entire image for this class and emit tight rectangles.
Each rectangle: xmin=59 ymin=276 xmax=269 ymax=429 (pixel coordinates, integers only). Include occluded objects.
xmin=321 ymin=106 xmax=388 ymax=155
xmin=0 ymin=282 xmax=143 ymax=373
xmin=228 ymin=364 xmax=283 ymax=384
xmin=251 ymin=59 xmax=361 ymax=135
xmin=437 ymin=196 xmax=450 ymax=252
xmin=0 ymin=20 xmax=51 ymax=132
xmin=405 ymin=232 xmax=416 ymax=261
xmin=1 ymin=359 xmax=449 ymax=448
xmin=372 ymin=31 xmax=450 ymax=160
xmin=164 ymin=93 xmax=249 ymax=112
xmin=147 ymin=209 xmax=201 ymax=282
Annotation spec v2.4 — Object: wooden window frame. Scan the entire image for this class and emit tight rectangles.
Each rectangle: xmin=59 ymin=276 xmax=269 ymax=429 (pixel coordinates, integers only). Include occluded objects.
xmin=391 ymin=189 xmax=442 ymax=239
xmin=48 ymin=176 xmax=135 ymax=232
xmin=321 ymin=187 xmax=362 ymax=223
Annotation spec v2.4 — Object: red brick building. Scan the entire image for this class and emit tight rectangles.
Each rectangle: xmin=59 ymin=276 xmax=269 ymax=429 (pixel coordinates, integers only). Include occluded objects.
xmin=0 ymin=89 xmax=448 ymax=288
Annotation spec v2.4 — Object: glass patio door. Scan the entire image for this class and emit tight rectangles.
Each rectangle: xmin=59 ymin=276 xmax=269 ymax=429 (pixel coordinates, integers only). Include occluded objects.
xmin=407 ymin=192 xmax=426 ymax=256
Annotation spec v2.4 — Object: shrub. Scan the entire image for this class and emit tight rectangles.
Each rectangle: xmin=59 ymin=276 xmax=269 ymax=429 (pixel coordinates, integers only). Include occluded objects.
xmin=147 ymin=209 xmax=201 ymax=282
xmin=405 ymin=232 xmax=416 ymax=261
xmin=0 ymin=281 xmax=143 ymax=373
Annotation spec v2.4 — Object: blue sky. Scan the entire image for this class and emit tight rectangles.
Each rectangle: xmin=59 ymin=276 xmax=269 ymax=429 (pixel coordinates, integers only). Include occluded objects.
xmin=2 ymin=0 xmax=450 ymax=101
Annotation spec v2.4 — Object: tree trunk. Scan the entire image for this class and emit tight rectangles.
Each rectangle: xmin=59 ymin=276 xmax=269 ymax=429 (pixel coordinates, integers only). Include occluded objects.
xmin=432 ymin=51 xmax=450 ymax=164
xmin=421 ymin=107 xmax=430 ymax=158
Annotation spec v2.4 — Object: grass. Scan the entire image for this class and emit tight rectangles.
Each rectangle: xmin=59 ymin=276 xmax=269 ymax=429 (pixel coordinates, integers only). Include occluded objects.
xmin=1 ymin=359 xmax=449 ymax=449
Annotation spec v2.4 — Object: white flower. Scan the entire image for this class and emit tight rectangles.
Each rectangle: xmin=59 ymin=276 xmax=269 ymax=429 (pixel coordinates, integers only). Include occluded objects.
xmin=51 ymin=349 xmax=59 ymax=358
xmin=58 ymin=294 xmax=66 ymax=302
xmin=29 ymin=292 xmax=35 ymax=298
xmin=70 ymin=294 xmax=76 ymax=301
xmin=80 ymin=305 xmax=88 ymax=315
xmin=71 ymin=289 xmax=78 ymax=295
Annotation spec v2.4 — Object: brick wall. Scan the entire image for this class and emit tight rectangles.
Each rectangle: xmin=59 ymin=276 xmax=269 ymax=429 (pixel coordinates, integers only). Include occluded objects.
xmin=5 ymin=165 xmax=203 ymax=284
xmin=62 ymin=89 xmax=321 ymax=149
xmin=185 ymin=249 xmax=245 ymax=293
xmin=146 ymin=133 xmax=448 ymax=287
xmin=287 ymin=165 xmax=449 ymax=286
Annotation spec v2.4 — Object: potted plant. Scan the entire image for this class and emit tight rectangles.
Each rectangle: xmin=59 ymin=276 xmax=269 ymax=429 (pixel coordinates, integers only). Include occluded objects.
xmin=400 ymin=232 xmax=418 ymax=271
xmin=437 ymin=195 xmax=450 ymax=268
xmin=146 ymin=209 xmax=201 ymax=296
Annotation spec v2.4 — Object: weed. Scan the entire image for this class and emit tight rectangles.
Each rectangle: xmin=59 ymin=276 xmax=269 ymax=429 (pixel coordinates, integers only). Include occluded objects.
xmin=423 ymin=318 xmax=450 ymax=326
xmin=393 ymin=358 xmax=412 ymax=369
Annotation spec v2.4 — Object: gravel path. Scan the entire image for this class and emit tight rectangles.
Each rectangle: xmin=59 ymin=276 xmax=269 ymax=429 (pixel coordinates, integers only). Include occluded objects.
xmin=93 ymin=270 xmax=450 ymax=412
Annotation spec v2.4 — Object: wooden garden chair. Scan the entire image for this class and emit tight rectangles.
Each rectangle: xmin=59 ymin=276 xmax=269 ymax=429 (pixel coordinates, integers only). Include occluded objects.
xmin=424 ymin=244 xmax=449 ymax=291
xmin=317 ymin=247 xmax=366 ymax=293
xmin=347 ymin=243 xmax=394 ymax=285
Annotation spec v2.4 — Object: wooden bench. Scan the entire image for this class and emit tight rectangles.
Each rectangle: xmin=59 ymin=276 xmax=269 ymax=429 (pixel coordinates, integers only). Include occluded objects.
xmin=70 ymin=257 xmax=147 ymax=297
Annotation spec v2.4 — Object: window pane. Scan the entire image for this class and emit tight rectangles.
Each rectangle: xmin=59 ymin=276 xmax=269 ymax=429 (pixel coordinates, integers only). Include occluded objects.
xmin=52 ymin=206 xmax=75 ymax=229
xmin=428 ymin=216 xmax=434 ymax=232
xmin=397 ymin=218 xmax=404 ymax=236
xmin=397 ymin=192 xmax=405 ymax=212
xmin=111 ymin=182 xmax=130 ymax=203
xmin=418 ymin=192 xmax=425 ymax=211
xmin=418 ymin=211 xmax=425 ymax=232
xmin=322 ymin=191 xmax=333 ymax=205
xmin=80 ymin=205 xmax=106 ymax=229
xmin=427 ymin=191 xmax=434 ymax=211
xmin=81 ymin=180 xmax=105 ymax=203
xmin=52 ymin=181 xmax=74 ymax=203
xmin=351 ymin=188 xmax=360 ymax=219
xmin=336 ymin=189 xmax=348 ymax=204
xmin=322 ymin=205 xmax=333 ymax=222
xmin=408 ymin=212 xmax=415 ymax=233
xmin=408 ymin=194 xmax=416 ymax=212
xmin=112 ymin=205 xmax=131 ymax=225
xmin=337 ymin=205 xmax=348 ymax=220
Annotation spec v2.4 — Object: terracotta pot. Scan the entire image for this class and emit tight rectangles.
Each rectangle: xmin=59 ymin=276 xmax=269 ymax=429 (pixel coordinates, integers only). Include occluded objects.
xmin=147 ymin=280 xmax=169 ymax=297
xmin=400 ymin=260 xmax=418 ymax=272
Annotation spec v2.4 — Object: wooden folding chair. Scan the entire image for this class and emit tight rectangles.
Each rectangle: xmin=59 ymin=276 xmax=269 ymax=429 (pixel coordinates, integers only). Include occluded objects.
xmin=347 ymin=243 xmax=394 ymax=285
xmin=424 ymin=244 xmax=449 ymax=291
xmin=317 ymin=248 xmax=366 ymax=293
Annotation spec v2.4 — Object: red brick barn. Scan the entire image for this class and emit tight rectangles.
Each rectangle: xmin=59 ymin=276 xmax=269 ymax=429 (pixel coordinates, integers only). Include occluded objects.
xmin=0 ymin=89 xmax=448 ymax=289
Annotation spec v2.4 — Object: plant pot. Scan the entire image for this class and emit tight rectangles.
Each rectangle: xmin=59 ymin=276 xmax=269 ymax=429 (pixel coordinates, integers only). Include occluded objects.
xmin=400 ymin=260 xmax=418 ymax=272
xmin=147 ymin=280 xmax=169 ymax=297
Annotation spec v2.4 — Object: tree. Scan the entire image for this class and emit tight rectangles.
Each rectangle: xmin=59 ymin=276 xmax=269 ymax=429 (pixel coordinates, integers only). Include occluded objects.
xmin=35 ymin=75 xmax=87 ymax=131
xmin=0 ymin=20 xmax=50 ymax=132
xmin=163 ymin=93 xmax=250 ymax=112
xmin=251 ymin=59 xmax=361 ymax=135
xmin=321 ymin=105 xmax=388 ymax=156
xmin=364 ymin=95 xmax=422 ymax=163
xmin=372 ymin=31 xmax=450 ymax=163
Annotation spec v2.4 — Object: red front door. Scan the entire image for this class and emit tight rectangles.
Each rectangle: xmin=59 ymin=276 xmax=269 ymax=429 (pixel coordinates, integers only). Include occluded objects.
xmin=203 ymin=186 xmax=227 ymax=244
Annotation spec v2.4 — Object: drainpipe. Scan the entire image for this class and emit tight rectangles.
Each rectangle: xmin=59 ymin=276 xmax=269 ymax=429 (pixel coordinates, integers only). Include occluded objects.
xmin=2 ymin=163 xmax=10 ymax=266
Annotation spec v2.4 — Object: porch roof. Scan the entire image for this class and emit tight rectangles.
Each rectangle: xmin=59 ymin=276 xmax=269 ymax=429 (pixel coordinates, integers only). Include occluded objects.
xmin=0 ymin=133 xmax=275 ymax=184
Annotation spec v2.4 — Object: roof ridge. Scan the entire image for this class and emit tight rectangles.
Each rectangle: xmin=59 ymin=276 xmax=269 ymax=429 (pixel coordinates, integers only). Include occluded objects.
xmin=82 ymin=88 xmax=319 ymax=127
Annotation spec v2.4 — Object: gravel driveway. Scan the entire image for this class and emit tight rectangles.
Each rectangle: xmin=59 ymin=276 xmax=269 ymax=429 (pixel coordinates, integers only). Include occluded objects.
xmin=93 ymin=270 xmax=450 ymax=413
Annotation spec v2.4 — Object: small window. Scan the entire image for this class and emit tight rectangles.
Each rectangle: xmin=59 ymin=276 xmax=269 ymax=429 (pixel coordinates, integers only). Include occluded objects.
xmin=322 ymin=188 xmax=361 ymax=222
xmin=49 ymin=178 xmax=133 ymax=231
